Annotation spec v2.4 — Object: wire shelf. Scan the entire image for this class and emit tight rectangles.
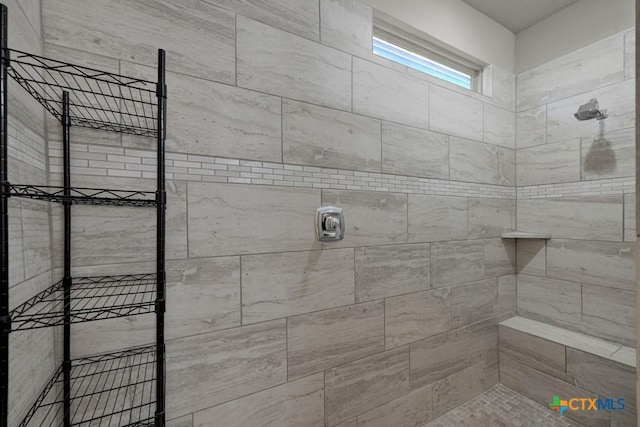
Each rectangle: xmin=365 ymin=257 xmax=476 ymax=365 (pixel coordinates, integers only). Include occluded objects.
xmin=19 ymin=346 xmax=156 ymax=427
xmin=11 ymin=274 xmax=157 ymax=331
xmin=7 ymin=184 xmax=157 ymax=207
xmin=6 ymin=48 xmax=158 ymax=137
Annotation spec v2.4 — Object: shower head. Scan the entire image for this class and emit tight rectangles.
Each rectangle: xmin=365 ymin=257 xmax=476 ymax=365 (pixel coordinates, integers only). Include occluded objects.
xmin=574 ymin=98 xmax=608 ymax=121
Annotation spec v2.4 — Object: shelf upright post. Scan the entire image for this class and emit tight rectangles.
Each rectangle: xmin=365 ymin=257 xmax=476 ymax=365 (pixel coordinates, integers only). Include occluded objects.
xmin=155 ymin=48 xmax=166 ymax=427
xmin=62 ymin=91 xmax=71 ymax=427
xmin=0 ymin=4 xmax=9 ymax=427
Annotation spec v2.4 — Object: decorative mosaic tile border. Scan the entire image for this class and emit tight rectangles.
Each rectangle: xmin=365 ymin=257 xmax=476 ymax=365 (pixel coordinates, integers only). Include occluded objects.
xmin=518 ymin=177 xmax=635 ymax=199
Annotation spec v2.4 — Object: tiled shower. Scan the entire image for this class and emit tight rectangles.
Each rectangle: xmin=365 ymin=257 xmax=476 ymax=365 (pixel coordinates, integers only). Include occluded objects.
xmin=5 ymin=0 xmax=637 ymax=426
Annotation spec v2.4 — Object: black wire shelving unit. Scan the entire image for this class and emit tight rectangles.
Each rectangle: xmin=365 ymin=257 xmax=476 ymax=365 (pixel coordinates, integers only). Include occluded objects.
xmin=0 ymin=3 xmax=167 ymax=426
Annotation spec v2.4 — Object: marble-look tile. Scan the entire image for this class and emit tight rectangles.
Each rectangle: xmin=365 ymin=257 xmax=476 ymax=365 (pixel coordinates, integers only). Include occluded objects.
xmin=287 ymin=301 xmax=385 ymax=380
xmin=449 ymin=137 xmax=499 ymax=185
xmin=320 ymin=0 xmax=372 ymax=57
xmin=430 ymin=85 xmax=483 ymax=140
xmin=567 ymin=348 xmax=636 ymax=409
xmin=516 ymin=139 xmax=581 ymax=186
xmin=206 ymin=0 xmax=320 ymax=41
xmin=322 ymin=190 xmax=408 ymax=246
xmin=498 ymin=275 xmax=516 ymax=316
xmin=484 ymin=238 xmax=515 ymax=277
xmin=610 ymin=346 xmax=636 ymax=368
xmin=516 ymin=105 xmax=546 ymax=149
xmin=167 ymin=415 xmax=192 ymax=427
xmin=357 ymin=384 xmax=433 ymax=427
xmin=547 ymin=239 xmax=635 ymax=291
xmin=241 ymin=248 xmax=355 ymax=324
xmin=283 ymin=99 xmax=381 ymax=172
xmin=44 ymin=0 xmax=236 ymax=84
xmin=491 ymin=65 xmax=516 ymax=111
xmin=499 ymin=326 xmax=566 ymax=379
xmin=353 ymin=58 xmax=429 ymax=129
xmin=408 ymin=195 xmax=467 ymax=242
xmin=547 ymin=79 xmax=634 ymax=144
xmin=624 ymin=193 xmax=635 ymax=242
xmin=188 ymin=183 xmax=319 ymax=257
xmin=432 ymin=359 xmax=498 ymax=418
xmin=516 ymin=239 xmax=546 ymax=276
xmin=8 ymin=202 xmax=24 ymax=287
xmin=517 ymin=275 xmax=582 ymax=327
xmin=517 ymin=33 xmax=624 ymax=111
xmin=582 ymin=284 xmax=635 ymax=346
xmin=500 ymin=357 xmax=610 ymax=427
xmin=581 ymin=127 xmax=635 ymax=180
xmin=431 ymin=240 xmax=484 ymax=287
xmin=335 ymin=420 xmax=358 ymax=427
xmin=624 ymin=28 xmax=635 ymax=80
xmin=467 ymin=198 xmax=515 ymax=238
xmin=484 ymin=103 xmax=515 ymax=149
xmin=385 ymin=288 xmax=451 ymax=349
xmin=20 ymin=202 xmax=50 ymax=279
xmin=517 ymin=196 xmax=624 ymax=241
xmin=450 ymin=279 xmax=499 ymax=328
xmin=325 ymin=347 xmax=410 ymax=426
xmin=410 ymin=328 xmax=469 ymax=390
xmin=166 ymin=320 xmax=287 ymax=418
xmin=497 ymin=147 xmax=516 ymax=186
xmin=355 ymin=243 xmax=430 ymax=303
xmin=192 ymin=373 xmax=324 ymax=427
xmin=381 ymin=122 xmax=449 ymax=179
xmin=237 ymin=16 xmax=351 ymax=111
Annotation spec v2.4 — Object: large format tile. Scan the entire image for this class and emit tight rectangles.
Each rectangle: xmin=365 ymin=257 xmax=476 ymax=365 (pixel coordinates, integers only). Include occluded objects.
xmin=356 ymin=384 xmax=433 ymax=427
xmin=430 ymin=85 xmax=483 ymax=140
xmin=490 ymin=65 xmax=516 ymax=111
xmin=484 ymin=238 xmax=515 ymax=277
xmin=381 ymin=122 xmax=449 ymax=179
xmin=355 ymin=243 xmax=430 ymax=302
xmin=516 ymin=275 xmax=582 ymax=327
xmin=498 ymin=147 xmax=516 ymax=186
xmin=483 ymin=103 xmax=515 ymax=149
xmin=449 ymin=137 xmax=499 ymax=184
xmin=241 ymin=248 xmax=355 ymax=324
xmin=283 ymin=99 xmax=381 ymax=172
xmin=206 ymin=0 xmax=320 ymax=41
xmin=237 ymin=16 xmax=351 ymax=110
xmin=431 ymin=240 xmax=484 ymax=287
xmin=582 ymin=285 xmax=635 ymax=346
xmin=467 ymin=198 xmax=515 ymax=238
xmin=192 ymin=373 xmax=324 ymax=427
xmin=21 ymin=202 xmax=50 ymax=279
xmin=408 ymin=195 xmax=467 ymax=242
xmin=320 ymin=0 xmax=372 ymax=57
xmin=516 ymin=105 xmax=546 ymax=149
xmin=517 ymin=196 xmax=624 ymax=241
xmin=499 ymin=326 xmax=566 ymax=379
xmin=498 ymin=275 xmax=517 ymax=316
xmin=547 ymin=79 xmax=634 ymax=144
xmin=325 ymin=347 xmax=410 ymax=426
xmin=517 ymin=33 xmax=624 ymax=111
xmin=624 ymin=193 xmax=635 ymax=242
xmin=517 ymin=139 xmax=581 ymax=185
xmin=322 ymin=190 xmax=408 ymax=246
xmin=353 ymin=58 xmax=429 ymax=129
xmin=547 ymin=239 xmax=636 ymax=290
xmin=188 ymin=183 xmax=319 ymax=257
xmin=166 ymin=320 xmax=287 ymax=418
xmin=624 ymin=28 xmax=635 ymax=80
xmin=44 ymin=0 xmax=236 ymax=84
xmin=385 ymin=288 xmax=451 ymax=349
xmin=581 ymin=127 xmax=634 ymax=180
xmin=287 ymin=301 xmax=385 ymax=380
xmin=450 ymin=279 xmax=499 ymax=329
xmin=516 ymin=240 xmax=546 ymax=277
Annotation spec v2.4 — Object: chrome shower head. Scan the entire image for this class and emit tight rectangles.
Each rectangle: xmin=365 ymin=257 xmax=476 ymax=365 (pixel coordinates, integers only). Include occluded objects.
xmin=574 ymin=98 xmax=608 ymax=121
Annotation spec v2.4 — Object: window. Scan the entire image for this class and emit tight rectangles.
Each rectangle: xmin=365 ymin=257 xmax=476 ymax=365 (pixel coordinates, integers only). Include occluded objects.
xmin=373 ymin=22 xmax=482 ymax=91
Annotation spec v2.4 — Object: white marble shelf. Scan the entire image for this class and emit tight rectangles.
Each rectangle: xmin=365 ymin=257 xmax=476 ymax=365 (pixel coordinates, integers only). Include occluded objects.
xmin=501 ymin=231 xmax=551 ymax=239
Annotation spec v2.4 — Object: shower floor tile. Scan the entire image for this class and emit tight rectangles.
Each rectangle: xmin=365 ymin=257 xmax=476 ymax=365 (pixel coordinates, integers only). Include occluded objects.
xmin=424 ymin=384 xmax=582 ymax=427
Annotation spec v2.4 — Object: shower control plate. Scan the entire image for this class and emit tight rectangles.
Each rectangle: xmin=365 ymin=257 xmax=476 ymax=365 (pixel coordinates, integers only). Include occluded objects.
xmin=316 ymin=206 xmax=344 ymax=242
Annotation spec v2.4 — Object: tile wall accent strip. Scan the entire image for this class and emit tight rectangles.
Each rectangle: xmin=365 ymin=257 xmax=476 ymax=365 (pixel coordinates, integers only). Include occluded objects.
xmin=518 ymin=177 xmax=635 ymax=199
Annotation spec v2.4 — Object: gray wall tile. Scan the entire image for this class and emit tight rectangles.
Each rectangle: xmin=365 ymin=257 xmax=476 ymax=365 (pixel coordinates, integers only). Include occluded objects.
xmin=624 ymin=193 xmax=635 ymax=242
xmin=192 ymin=373 xmax=324 ymax=427
xmin=283 ymin=99 xmax=381 ymax=172
xmin=517 ymin=275 xmax=582 ymax=327
xmin=287 ymin=301 xmax=385 ymax=380
xmin=582 ymin=284 xmax=635 ymax=346
xmin=498 ymin=275 xmax=517 ymax=316
xmin=167 ymin=415 xmax=193 ymax=427
xmin=516 ymin=139 xmax=581 ymax=186
xmin=325 ymin=347 xmax=410 ymax=426
xmin=516 ymin=240 xmax=546 ymax=277
xmin=517 ymin=196 xmax=624 ymax=241
xmin=498 ymin=147 xmax=516 ymax=186
xmin=355 ymin=244 xmax=430 ymax=302
xmin=241 ymin=248 xmax=355 ymax=324
xmin=431 ymin=240 xmax=484 ymax=287
xmin=484 ymin=238 xmax=516 ymax=277
xmin=450 ymin=137 xmax=499 ymax=184
xmin=188 ymin=183 xmax=320 ymax=257
xmin=385 ymin=288 xmax=451 ymax=349
xmin=320 ymin=0 xmax=372 ymax=57
xmin=624 ymin=28 xmax=635 ymax=80
xmin=353 ymin=58 xmax=429 ymax=129
xmin=356 ymin=384 xmax=433 ymax=427
xmin=490 ymin=65 xmax=516 ymax=111
xmin=468 ymin=198 xmax=515 ymax=238
xmin=451 ymin=279 xmax=499 ymax=328
xmin=237 ymin=16 xmax=352 ymax=110
xmin=499 ymin=326 xmax=566 ymax=379
xmin=484 ymin=103 xmax=515 ymax=149
xmin=382 ymin=122 xmax=449 ymax=179
xmin=547 ymin=239 xmax=636 ymax=291
xmin=516 ymin=105 xmax=546 ymax=149
xmin=581 ymin=127 xmax=634 ymax=180
xmin=430 ymin=85 xmax=483 ymax=140
xmin=166 ymin=320 xmax=287 ymax=418
xmin=408 ymin=195 xmax=467 ymax=242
